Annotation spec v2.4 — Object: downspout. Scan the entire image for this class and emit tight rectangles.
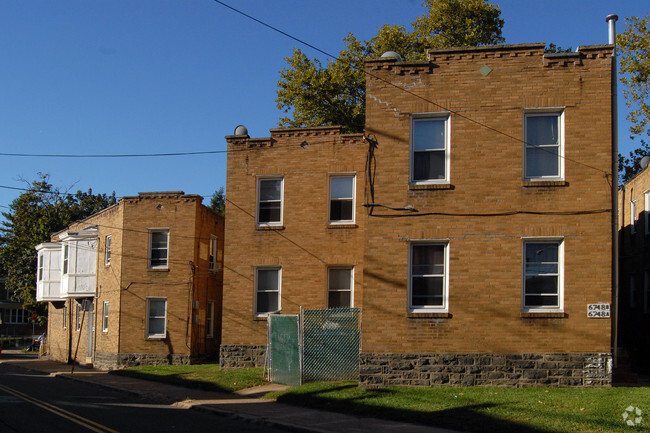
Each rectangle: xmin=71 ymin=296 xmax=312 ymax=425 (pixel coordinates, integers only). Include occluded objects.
xmin=607 ymin=14 xmax=619 ymax=368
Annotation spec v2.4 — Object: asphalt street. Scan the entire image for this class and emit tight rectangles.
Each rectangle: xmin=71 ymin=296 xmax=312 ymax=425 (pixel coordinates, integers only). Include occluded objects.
xmin=0 ymin=362 xmax=285 ymax=433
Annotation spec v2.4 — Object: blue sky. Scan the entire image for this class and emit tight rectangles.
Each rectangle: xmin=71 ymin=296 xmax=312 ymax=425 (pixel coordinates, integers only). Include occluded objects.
xmin=0 ymin=1 xmax=647 ymax=215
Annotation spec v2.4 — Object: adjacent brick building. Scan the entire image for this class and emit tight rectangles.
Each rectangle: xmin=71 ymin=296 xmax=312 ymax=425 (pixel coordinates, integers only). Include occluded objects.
xmin=221 ymin=42 xmax=616 ymax=387
xmin=37 ymin=192 xmax=223 ymax=369
xmin=220 ymin=127 xmax=367 ymax=367
xmin=618 ymin=163 xmax=650 ymax=373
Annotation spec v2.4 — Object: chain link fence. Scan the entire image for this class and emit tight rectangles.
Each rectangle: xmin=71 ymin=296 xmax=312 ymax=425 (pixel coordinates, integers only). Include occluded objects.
xmin=268 ymin=307 xmax=360 ymax=385
xmin=302 ymin=307 xmax=360 ymax=382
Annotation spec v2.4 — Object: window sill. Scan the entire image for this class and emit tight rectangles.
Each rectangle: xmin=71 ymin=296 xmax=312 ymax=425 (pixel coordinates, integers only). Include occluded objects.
xmin=409 ymin=183 xmax=454 ymax=191
xmin=328 ymin=224 xmax=358 ymax=229
xmin=256 ymin=225 xmax=285 ymax=231
xmin=521 ymin=312 xmax=566 ymax=318
xmin=522 ymin=180 xmax=569 ymax=187
xmin=253 ymin=316 xmax=268 ymax=321
xmin=145 ymin=336 xmax=166 ymax=340
xmin=407 ymin=312 xmax=452 ymax=318
xmin=148 ymin=268 xmax=170 ymax=273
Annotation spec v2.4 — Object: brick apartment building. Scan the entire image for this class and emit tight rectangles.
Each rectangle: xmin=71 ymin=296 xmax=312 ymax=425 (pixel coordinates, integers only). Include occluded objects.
xmin=618 ymin=163 xmax=650 ymax=373
xmin=36 ymin=192 xmax=223 ymax=369
xmin=220 ymin=42 xmax=616 ymax=387
xmin=220 ymin=127 xmax=367 ymax=366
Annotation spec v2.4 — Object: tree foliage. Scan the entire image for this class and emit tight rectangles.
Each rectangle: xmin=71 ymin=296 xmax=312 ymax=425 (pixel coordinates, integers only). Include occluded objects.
xmin=210 ymin=187 xmax=226 ymax=217
xmin=0 ymin=174 xmax=116 ymax=322
xmin=277 ymin=0 xmax=504 ymax=133
xmin=618 ymin=14 xmax=650 ymax=182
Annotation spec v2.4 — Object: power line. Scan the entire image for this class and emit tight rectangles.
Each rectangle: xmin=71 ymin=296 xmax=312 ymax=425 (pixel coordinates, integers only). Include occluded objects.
xmin=0 ymin=150 xmax=227 ymax=158
xmin=211 ymin=0 xmax=612 ymax=178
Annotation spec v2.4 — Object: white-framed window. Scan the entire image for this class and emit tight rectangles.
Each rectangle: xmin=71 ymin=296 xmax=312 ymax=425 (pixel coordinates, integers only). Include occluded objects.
xmin=631 ymin=200 xmax=638 ymax=234
xmin=38 ymin=254 xmax=44 ymax=282
xmin=105 ymin=234 xmax=112 ymax=266
xmin=329 ymin=175 xmax=355 ymax=224
xmin=523 ymin=239 xmax=564 ymax=312
xmin=149 ymin=229 xmax=169 ymax=269
xmin=524 ymin=110 xmax=564 ymax=180
xmin=63 ymin=304 xmax=67 ymax=329
xmin=257 ymin=177 xmax=283 ymax=226
xmin=75 ymin=303 xmax=82 ymax=330
xmin=328 ymin=267 xmax=353 ymax=308
xmin=63 ymin=244 xmax=69 ymax=275
xmin=102 ymin=301 xmax=109 ymax=332
xmin=206 ymin=301 xmax=214 ymax=338
xmin=255 ymin=267 xmax=281 ymax=316
xmin=410 ymin=114 xmax=450 ymax=184
xmin=209 ymin=236 xmax=218 ymax=272
xmin=408 ymin=242 xmax=449 ymax=312
xmin=146 ymin=297 xmax=167 ymax=338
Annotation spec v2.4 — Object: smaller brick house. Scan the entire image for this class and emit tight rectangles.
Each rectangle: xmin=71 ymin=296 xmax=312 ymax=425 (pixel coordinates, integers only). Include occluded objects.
xmin=618 ymin=164 xmax=650 ymax=373
xmin=36 ymin=191 xmax=223 ymax=369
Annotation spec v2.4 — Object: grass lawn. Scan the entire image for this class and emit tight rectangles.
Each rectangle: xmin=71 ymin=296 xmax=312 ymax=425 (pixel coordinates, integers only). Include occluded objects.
xmin=111 ymin=364 xmax=650 ymax=432
xmin=111 ymin=364 xmax=267 ymax=393
xmin=268 ymin=382 xmax=650 ymax=433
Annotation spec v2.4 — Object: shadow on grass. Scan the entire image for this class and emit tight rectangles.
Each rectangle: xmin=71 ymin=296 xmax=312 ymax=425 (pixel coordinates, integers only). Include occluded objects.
xmin=109 ymin=370 xmax=232 ymax=393
xmin=275 ymin=384 xmax=558 ymax=433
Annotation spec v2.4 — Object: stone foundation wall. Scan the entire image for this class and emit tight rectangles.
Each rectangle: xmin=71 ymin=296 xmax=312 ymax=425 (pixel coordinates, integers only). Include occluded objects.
xmin=219 ymin=344 xmax=267 ymax=368
xmin=360 ymin=353 xmax=612 ymax=387
xmin=94 ymin=352 xmax=192 ymax=371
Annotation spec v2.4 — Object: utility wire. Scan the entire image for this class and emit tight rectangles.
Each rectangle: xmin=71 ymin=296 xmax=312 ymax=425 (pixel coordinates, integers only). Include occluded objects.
xmin=212 ymin=0 xmax=611 ymax=178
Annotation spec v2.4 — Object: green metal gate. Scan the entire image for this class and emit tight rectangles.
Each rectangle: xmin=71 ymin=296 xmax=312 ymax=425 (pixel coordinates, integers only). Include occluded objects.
xmin=268 ymin=308 xmax=360 ymax=385
xmin=268 ymin=314 xmax=301 ymax=386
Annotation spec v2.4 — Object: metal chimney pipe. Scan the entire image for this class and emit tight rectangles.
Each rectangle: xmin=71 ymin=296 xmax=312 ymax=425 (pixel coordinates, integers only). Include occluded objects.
xmin=606 ymin=13 xmax=619 ymax=371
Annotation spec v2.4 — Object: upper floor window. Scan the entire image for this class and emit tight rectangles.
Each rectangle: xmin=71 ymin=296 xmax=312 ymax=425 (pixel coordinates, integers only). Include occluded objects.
xmin=329 ymin=175 xmax=355 ymax=224
xmin=524 ymin=110 xmax=564 ymax=180
xmin=149 ymin=229 xmax=169 ymax=269
xmin=105 ymin=234 xmax=112 ymax=266
xmin=523 ymin=239 xmax=564 ymax=312
xmin=631 ymin=200 xmax=638 ymax=234
xmin=63 ymin=244 xmax=69 ymax=274
xmin=410 ymin=114 xmax=450 ymax=184
xmin=408 ymin=242 xmax=449 ymax=312
xmin=38 ymin=254 xmax=44 ymax=282
xmin=209 ymin=236 xmax=218 ymax=272
xmin=257 ymin=177 xmax=283 ymax=226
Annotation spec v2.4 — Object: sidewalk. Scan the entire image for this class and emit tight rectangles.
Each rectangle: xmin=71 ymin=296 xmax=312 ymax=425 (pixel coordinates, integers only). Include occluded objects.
xmin=0 ymin=351 xmax=461 ymax=433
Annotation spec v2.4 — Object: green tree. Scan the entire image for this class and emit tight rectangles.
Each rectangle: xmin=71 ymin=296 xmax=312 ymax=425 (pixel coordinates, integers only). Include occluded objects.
xmin=0 ymin=174 xmax=116 ymax=322
xmin=277 ymin=0 xmax=504 ymax=133
xmin=210 ymin=187 xmax=225 ymax=217
xmin=618 ymin=14 xmax=650 ymax=182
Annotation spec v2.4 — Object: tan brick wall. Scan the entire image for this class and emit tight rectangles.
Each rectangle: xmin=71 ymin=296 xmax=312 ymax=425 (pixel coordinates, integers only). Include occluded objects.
xmin=46 ymin=301 xmax=69 ymax=363
xmin=362 ymin=44 xmax=614 ymax=354
xmin=45 ymin=193 xmax=223 ymax=367
xmin=222 ymin=128 xmax=366 ymax=346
